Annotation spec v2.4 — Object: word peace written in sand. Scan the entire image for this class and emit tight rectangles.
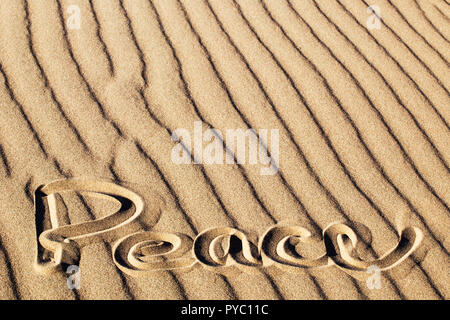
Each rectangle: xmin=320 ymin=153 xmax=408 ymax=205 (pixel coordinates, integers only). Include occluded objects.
xmin=34 ymin=179 xmax=423 ymax=279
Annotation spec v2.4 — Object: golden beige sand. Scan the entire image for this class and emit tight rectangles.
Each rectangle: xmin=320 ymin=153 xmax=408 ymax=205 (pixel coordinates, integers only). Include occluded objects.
xmin=0 ymin=0 xmax=448 ymax=300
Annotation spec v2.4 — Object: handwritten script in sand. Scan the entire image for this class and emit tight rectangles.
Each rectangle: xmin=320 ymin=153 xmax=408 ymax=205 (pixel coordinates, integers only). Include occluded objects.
xmin=34 ymin=179 xmax=423 ymax=279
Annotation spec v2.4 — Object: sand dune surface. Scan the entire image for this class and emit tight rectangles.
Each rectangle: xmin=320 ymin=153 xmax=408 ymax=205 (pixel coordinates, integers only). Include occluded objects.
xmin=0 ymin=0 xmax=448 ymax=300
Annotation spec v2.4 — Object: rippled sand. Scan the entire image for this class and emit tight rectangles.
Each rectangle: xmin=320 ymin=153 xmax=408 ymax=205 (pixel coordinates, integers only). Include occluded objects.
xmin=0 ymin=0 xmax=448 ymax=300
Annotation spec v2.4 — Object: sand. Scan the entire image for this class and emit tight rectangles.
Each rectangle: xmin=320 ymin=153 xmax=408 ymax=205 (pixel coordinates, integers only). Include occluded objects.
xmin=0 ymin=0 xmax=448 ymax=300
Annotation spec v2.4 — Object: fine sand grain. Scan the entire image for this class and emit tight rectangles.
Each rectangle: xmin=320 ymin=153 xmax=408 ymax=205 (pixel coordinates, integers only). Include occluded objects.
xmin=0 ymin=0 xmax=448 ymax=300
